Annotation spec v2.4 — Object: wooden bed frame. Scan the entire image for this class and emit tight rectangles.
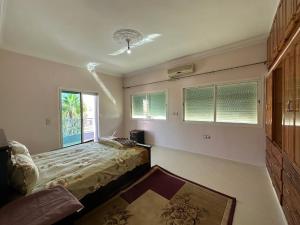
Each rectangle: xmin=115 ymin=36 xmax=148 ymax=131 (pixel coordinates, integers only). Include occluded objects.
xmin=79 ymin=143 xmax=151 ymax=212
xmin=57 ymin=143 xmax=152 ymax=224
xmin=0 ymin=130 xmax=151 ymax=223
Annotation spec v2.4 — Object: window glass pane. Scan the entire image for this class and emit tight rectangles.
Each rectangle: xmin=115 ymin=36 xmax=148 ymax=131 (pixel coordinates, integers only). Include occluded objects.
xmin=61 ymin=92 xmax=82 ymax=147
xmin=216 ymin=82 xmax=258 ymax=124
xmin=184 ymin=86 xmax=214 ymax=122
xmin=132 ymin=94 xmax=148 ymax=118
xmin=149 ymin=92 xmax=166 ymax=119
xmin=82 ymin=94 xmax=98 ymax=142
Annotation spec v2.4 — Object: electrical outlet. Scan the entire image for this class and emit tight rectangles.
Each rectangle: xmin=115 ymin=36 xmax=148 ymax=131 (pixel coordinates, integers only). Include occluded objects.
xmin=45 ymin=118 xmax=51 ymax=126
xmin=203 ymin=135 xmax=211 ymax=139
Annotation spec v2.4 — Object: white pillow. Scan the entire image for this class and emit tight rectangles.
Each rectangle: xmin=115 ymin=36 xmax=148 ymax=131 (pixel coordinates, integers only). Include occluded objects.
xmin=8 ymin=141 xmax=39 ymax=194
xmin=10 ymin=154 xmax=39 ymax=194
xmin=99 ymin=138 xmax=124 ymax=149
xmin=9 ymin=140 xmax=31 ymax=158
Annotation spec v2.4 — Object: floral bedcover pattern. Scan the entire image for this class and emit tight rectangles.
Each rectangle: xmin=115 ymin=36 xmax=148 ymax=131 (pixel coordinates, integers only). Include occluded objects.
xmin=31 ymin=142 xmax=148 ymax=199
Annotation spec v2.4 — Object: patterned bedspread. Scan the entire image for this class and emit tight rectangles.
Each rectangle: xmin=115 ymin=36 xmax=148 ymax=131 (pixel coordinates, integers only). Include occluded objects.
xmin=31 ymin=142 xmax=149 ymax=199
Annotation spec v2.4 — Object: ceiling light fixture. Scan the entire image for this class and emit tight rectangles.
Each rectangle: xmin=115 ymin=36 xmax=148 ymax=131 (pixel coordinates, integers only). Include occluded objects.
xmin=112 ymin=29 xmax=143 ymax=55
xmin=126 ymin=38 xmax=131 ymax=54
xmin=109 ymin=29 xmax=161 ymax=56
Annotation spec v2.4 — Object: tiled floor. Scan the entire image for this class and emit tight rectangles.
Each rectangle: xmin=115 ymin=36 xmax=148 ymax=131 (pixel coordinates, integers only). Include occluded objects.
xmin=151 ymin=146 xmax=287 ymax=225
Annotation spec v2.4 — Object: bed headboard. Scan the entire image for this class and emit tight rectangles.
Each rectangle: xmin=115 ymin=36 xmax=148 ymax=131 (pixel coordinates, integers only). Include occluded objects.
xmin=0 ymin=129 xmax=11 ymax=206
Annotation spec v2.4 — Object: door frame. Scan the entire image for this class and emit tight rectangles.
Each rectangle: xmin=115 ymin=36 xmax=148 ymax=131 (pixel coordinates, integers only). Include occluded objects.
xmin=59 ymin=89 xmax=99 ymax=148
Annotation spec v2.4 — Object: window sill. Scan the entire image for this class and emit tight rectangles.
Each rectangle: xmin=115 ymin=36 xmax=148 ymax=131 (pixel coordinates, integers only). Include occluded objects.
xmin=131 ymin=117 xmax=167 ymax=121
xmin=182 ymin=120 xmax=262 ymax=128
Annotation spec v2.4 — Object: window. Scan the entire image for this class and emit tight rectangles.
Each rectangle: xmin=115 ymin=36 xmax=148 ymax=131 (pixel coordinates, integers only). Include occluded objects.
xmin=184 ymin=86 xmax=214 ymax=122
xmin=216 ymin=82 xmax=258 ymax=124
xmin=132 ymin=94 xmax=148 ymax=119
xmin=132 ymin=91 xmax=167 ymax=120
xmin=60 ymin=91 xmax=98 ymax=147
xmin=183 ymin=81 xmax=259 ymax=125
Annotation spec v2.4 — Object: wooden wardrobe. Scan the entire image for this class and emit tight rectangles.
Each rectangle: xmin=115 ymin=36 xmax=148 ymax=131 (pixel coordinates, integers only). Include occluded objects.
xmin=266 ymin=1 xmax=300 ymax=224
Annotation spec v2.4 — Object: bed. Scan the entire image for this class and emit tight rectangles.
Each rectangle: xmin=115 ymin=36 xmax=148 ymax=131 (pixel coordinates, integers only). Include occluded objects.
xmin=31 ymin=141 xmax=150 ymax=200
xmin=0 ymin=133 xmax=151 ymax=219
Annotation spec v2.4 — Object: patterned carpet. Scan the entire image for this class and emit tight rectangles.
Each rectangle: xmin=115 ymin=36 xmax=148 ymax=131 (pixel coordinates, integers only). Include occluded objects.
xmin=75 ymin=166 xmax=236 ymax=225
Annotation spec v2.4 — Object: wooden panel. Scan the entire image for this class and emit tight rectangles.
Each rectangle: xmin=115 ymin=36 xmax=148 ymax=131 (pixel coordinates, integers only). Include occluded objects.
xmin=278 ymin=1 xmax=285 ymax=50
xmin=294 ymin=0 xmax=300 ymax=21
xmin=273 ymin=16 xmax=279 ymax=60
xmin=283 ymin=157 xmax=300 ymax=225
xmin=267 ymin=0 xmax=300 ymax=67
xmin=266 ymin=137 xmax=273 ymax=153
xmin=267 ymin=36 xmax=272 ymax=68
xmin=273 ymin=66 xmax=283 ymax=147
xmin=284 ymin=0 xmax=297 ymax=40
xmin=272 ymin=143 xmax=283 ymax=166
xmin=283 ymin=47 xmax=295 ymax=162
xmin=267 ymin=159 xmax=282 ymax=201
xmin=266 ymin=138 xmax=283 ymax=202
xmin=296 ymin=0 xmax=300 ymax=18
xmin=271 ymin=144 xmax=283 ymax=192
xmin=295 ymin=35 xmax=300 ymax=169
xmin=283 ymin=156 xmax=300 ymax=194
xmin=266 ymin=75 xmax=273 ymax=139
xmin=283 ymin=194 xmax=298 ymax=225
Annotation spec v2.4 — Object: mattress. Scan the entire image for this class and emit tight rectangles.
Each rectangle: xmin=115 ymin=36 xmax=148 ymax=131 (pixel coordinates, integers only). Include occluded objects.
xmin=31 ymin=142 xmax=148 ymax=199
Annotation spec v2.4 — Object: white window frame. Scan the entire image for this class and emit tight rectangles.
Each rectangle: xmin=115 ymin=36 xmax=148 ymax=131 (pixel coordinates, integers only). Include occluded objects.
xmin=182 ymin=80 xmax=262 ymax=127
xmin=131 ymin=90 xmax=168 ymax=121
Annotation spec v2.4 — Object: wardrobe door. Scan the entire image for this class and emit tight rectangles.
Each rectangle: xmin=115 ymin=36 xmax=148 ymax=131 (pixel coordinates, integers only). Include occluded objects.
xmin=283 ymin=48 xmax=296 ymax=161
xmin=295 ymin=36 xmax=300 ymax=168
xmin=284 ymin=0 xmax=296 ymax=40
xmin=266 ymin=75 xmax=273 ymax=140
xmin=296 ymin=0 xmax=300 ymax=17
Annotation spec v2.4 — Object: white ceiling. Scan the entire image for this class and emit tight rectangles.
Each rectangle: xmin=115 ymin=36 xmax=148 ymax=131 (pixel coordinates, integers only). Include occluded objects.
xmin=0 ymin=0 xmax=278 ymax=76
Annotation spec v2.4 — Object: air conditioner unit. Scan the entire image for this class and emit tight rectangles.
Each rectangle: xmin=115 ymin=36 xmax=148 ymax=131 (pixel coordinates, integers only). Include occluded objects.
xmin=168 ymin=64 xmax=195 ymax=79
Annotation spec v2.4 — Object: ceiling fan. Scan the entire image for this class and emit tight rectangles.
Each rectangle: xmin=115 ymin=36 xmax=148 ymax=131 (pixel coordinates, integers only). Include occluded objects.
xmin=109 ymin=29 xmax=161 ymax=56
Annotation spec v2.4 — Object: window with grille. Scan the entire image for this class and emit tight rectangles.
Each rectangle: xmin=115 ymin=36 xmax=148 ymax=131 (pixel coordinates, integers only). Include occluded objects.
xmin=132 ymin=91 xmax=167 ymax=120
xmin=216 ymin=82 xmax=258 ymax=124
xmin=184 ymin=81 xmax=258 ymax=124
xmin=184 ymin=86 xmax=215 ymax=122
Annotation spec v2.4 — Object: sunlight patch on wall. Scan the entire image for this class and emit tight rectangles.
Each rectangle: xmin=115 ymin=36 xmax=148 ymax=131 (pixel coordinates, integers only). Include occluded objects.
xmin=87 ymin=62 xmax=116 ymax=105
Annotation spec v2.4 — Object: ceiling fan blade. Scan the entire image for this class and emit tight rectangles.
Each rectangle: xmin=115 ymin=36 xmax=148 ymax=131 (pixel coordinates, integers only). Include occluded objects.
xmin=109 ymin=33 xmax=161 ymax=56
xmin=108 ymin=47 xmax=128 ymax=56
xmin=132 ymin=33 xmax=161 ymax=47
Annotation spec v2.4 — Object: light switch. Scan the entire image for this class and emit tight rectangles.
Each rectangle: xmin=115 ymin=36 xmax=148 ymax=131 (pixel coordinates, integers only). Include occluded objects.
xmin=45 ymin=118 xmax=51 ymax=126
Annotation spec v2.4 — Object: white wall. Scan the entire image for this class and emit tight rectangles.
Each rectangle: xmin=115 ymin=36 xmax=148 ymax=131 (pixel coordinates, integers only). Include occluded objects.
xmin=0 ymin=49 xmax=123 ymax=154
xmin=124 ymin=42 xmax=267 ymax=166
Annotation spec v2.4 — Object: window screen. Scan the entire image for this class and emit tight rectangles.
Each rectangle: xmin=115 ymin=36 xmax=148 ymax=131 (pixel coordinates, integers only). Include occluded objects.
xmin=184 ymin=86 xmax=214 ymax=122
xmin=216 ymin=82 xmax=258 ymax=124
xmin=132 ymin=91 xmax=167 ymax=119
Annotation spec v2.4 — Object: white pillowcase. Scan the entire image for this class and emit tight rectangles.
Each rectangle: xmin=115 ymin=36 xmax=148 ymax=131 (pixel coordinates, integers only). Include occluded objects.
xmin=99 ymin=137 xmax=124 ymax=149
xmin=8 ymin=141 xmax=39 ymax=194
xmin=9 ymin=140 xmax=31 ymax=157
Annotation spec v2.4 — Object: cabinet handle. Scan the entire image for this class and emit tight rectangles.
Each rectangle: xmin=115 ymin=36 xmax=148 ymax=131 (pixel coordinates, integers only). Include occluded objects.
xmin=287 ymin=100 xmax=294 ymax=112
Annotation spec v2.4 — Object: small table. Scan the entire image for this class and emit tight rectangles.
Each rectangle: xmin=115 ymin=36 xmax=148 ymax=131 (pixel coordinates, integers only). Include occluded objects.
xmin=130 ymin=130 xmax=145 ymax=144
xmin=0 ymin=186 xmax=83 ymax=225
